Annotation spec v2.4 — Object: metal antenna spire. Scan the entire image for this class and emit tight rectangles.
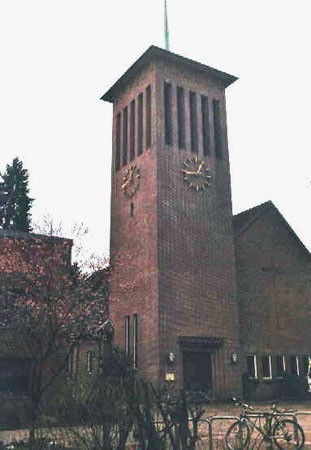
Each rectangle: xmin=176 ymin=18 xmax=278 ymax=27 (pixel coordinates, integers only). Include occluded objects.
xmin=164 ymin=0 xmax=170 ymax=51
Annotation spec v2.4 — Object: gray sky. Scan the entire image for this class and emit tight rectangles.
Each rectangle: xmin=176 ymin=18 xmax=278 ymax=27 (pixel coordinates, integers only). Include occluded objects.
xmin=1 ymin=0 xmax=310 ymax=259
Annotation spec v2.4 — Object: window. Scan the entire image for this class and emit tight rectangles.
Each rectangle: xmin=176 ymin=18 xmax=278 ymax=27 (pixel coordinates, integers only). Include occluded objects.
xmin=303 ymin=356 xmax=311 ymax=376
xmin=138 ymin=93 xmax=143 ymax=155
xmin=177 ymin=86 xmax=185 ymax=148
xmin=130 ymin=99 xmax=135 ymax=161
xmin=164 ymin=82 xmax=172 ymax=145
xmin=213 ymin=99 xmax=222 ymax=159
xmin=122 ymin=107 xmax=128 ymax=166
xmin=189 ymin=91 xmax=198 ymax=153
xmin=146 ymin=85 xmax=152 ymax=148
xmin=68 ymin=345 xmax=79 ymax=380
xmin=246 ymin=355 xmax=258 ymax=379
xmin=262 ymin=355 xmax=272 ymax=380
xmin=115 ymin=113 xmax=121 ymax=171
xmin=130 ymin=202 xmax=134 ymax=217
xmin=125 ymin=316 xmax=130 ymax=356
xmin=86 ymin=351 xmax=93 ymax=374
xmin=0 ymin=359 xmax=30 ymax=395
xmin=133 ymin=314 xmax=138 ymax=369
xmin=201 ymin=95 xmax=210 ymax=156
xmin=276 ymin=355 xmax=286 ymax=378
xmin=289 ymin=355 xmax=299 ymax=376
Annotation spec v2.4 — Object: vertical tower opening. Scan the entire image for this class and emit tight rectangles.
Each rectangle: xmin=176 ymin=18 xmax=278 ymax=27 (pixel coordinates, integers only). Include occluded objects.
xmin=189 ymin=91 xmax=198 ymax=153
xmin=146 ymin=85 xmax=152 ymax=149
xmin=177 ymin=86 xmax=185 ymax=149
xmin=115 ymin=113 xmax=121 ymax=171
xmin=122 ymin=107 xmax=128 ymax=166
xmin=213 ymin=99 xmax=222 ymax=159
xmin=130 ymin=99 xmax=136 ymax=161
xmin=201 ymin=95 xmax=210 ymax=157
xmin=164 ymin=82 xmax=173 ymax=146
xmin=138 ymin=93 xmax=144 ymax=155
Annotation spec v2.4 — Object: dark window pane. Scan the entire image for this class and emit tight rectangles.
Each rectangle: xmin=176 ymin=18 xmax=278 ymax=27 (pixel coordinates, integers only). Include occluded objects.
xmin=115 ymin=113 xmax=121 ymax=171
xmin=138 ymin=93 xmax=143 ymax=155
xmin=189 ymin=91 xmax=198 ymax=153
xmin=213 ymin=99 xmax=222 ymax=159
xmin=133 ymin=314 xmax=138 ymax=369
xmin=125 ymin=316 xmax=130 ymax=356
xmin=122 ymin=107 xmax=128 ymax=166
xmin=146 ymin=85 xmax=152 ymax=148
xmin=130 ymin=99 xmax=135 ymax=161
xmin=246 ymin=355 xmax=257 ymax=378
xmin=201 ymin=95 xmax=210 ymax=156
xmin=276 ymin=355 xmax=285 ymax=378
xmin=177 ymin=86 xmax=185 ymax=149
xmin=262 ymin=355 xmax=271 ymax=379
xmin=164 ymin=82 xmax=172 ymax=145
xmin=289 ymin=356 xmax=299 ymax=376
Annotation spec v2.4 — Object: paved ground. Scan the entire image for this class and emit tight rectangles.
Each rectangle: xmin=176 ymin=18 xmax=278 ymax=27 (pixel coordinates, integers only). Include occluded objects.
xmin=1 ymin=402 xmax=311 ymax=448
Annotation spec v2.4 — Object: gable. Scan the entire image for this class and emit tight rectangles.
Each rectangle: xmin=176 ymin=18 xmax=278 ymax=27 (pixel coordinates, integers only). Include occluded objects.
xmin=234 ymin=202 xmax=311 ymax=269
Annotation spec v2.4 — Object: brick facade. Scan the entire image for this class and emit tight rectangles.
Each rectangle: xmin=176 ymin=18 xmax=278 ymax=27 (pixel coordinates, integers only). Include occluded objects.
xmin=103 ymin=46 xmax=311 ymax=401
xmin=234 ymin=202 xmax=311 ymax=399
xmin=103 ymin=47 xmax=241 ymax=399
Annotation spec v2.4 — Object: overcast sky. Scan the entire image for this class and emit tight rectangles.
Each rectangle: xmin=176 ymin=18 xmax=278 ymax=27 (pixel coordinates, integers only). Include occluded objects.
xmin=0 ymin=0 xmax=310 ymax=259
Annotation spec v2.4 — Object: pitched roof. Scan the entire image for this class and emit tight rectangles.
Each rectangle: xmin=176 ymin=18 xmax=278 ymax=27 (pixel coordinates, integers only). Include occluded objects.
xmin=0 ymin=228 xmax=72 ymax=244
xmin=101 ymin=45 xmax=238 ymax=103
xmin=233 ymin=200 xmax=311 ymax=257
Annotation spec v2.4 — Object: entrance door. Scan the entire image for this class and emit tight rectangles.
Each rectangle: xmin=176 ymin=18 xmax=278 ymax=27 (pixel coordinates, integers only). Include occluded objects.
xmin=183 ymin=351 xmax=212 ymax=394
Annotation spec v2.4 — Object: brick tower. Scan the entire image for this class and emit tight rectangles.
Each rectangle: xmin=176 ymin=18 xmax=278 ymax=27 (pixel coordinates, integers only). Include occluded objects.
xmin=102 ymin=46 xmax=241 ymax=399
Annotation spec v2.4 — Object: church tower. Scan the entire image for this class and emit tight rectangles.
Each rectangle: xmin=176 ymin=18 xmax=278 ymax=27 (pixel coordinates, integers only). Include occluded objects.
xmin=102 ymin=46 xmax=241 ymax=398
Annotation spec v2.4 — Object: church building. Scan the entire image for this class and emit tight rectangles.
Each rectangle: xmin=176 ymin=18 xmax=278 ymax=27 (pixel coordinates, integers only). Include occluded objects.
xmin=101 ymin=46 xmax=311 ymax=400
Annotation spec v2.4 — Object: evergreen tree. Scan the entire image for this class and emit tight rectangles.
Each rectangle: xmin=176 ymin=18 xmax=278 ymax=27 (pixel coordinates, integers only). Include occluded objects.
xmin=0 ymin=157 xmax=33 ymax=232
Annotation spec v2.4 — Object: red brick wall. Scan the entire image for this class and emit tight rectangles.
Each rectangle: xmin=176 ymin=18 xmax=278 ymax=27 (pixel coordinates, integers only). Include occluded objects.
xmin=108 ymin=54 xmax=241 ymax=398
xmin=235 ymin=205 xmax=311 ymax=398
xmin=109 ymin=62 xmax=160 ymax=381
xmin=155 ymin=58 xmax=241 ymax=398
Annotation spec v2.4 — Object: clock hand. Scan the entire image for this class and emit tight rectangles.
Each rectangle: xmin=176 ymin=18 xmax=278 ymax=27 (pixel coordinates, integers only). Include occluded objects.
xmin=197 ymin=162 xmax=204 ymax=174
xmin=121 ymin=179 xmax=131 ymax=189
xmin=181 ymin=169 xmax=198 ymax=175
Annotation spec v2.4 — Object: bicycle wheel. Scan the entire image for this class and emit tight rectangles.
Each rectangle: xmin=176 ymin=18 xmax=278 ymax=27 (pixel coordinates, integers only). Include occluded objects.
xmin=272 ymin=419 xmax=305 ymax=449
xmin=225 ymin=421 xmax=251 ymax=450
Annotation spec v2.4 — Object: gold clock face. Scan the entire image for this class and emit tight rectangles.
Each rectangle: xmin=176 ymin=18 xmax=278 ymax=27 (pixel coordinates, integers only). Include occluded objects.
xmin=181 ymin=156 xmax=211 ymax=191
xmin=121 ymin=164 xmax=140 ymax=198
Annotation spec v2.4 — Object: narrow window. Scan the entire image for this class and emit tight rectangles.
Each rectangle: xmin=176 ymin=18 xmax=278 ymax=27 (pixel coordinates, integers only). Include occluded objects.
xmin=122 ymin=107 xmax=128 ymax=166
xmin=68 ymin=345 xmax=79 ymax=380
xmin=213 ymin=99 xmax=222 ymax=159
xmin=303 ymin=356 xmax=311 ymax=375
xmin=115 ymin=113 xmax=121 ymax=171
xmin=130 ymin=99 xmax=135 ymax=161
xmin=289 ymin=355 xmax=299 ymax=376
xmin=246 ymin=355 xmax=258 ymax=379
xmin=164 ymin=82 xmax=172 ymax=145
xmin=146 ymin=85 xmax=152 ymax=148
xmin=189 ymin=91 xmax=198 ymax=153
xmin=125 ymin=315 xmax=130 ymax=356
xmin=130 ymin=202 xmax=134 ymax=217
xmin=262 ymin=355 xmax=272 ymax=380
xmin=201 ymin=95 xmax=210 ymax=156
xmin=177 ymin=86 xmax=185 ymax=149
xmin=138 ymin=93 xmax=143 ymax=155
xmin=276 ymin=355 xmax=286 ymax=378
xmin=133 ymin=314 xmax=138 ymax=369
xmin=86 ymin=351 xmax=93 ymax=374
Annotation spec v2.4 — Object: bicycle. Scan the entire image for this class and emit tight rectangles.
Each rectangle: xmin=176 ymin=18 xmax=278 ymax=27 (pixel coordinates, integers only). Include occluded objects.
xmin=225 ymin=398 xmax=305 ymax=449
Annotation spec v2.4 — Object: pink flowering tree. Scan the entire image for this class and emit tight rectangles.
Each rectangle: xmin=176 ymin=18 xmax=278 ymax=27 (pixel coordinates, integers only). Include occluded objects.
xmin=0 ymin=235 xmax=108 ymax=435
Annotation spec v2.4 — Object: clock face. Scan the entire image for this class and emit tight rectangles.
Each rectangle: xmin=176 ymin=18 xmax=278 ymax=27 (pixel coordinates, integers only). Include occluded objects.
xmin=121 ymin=164 xmax=140 ymax=198
xmin=181 ymin=156 xmax=211 ymax=191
